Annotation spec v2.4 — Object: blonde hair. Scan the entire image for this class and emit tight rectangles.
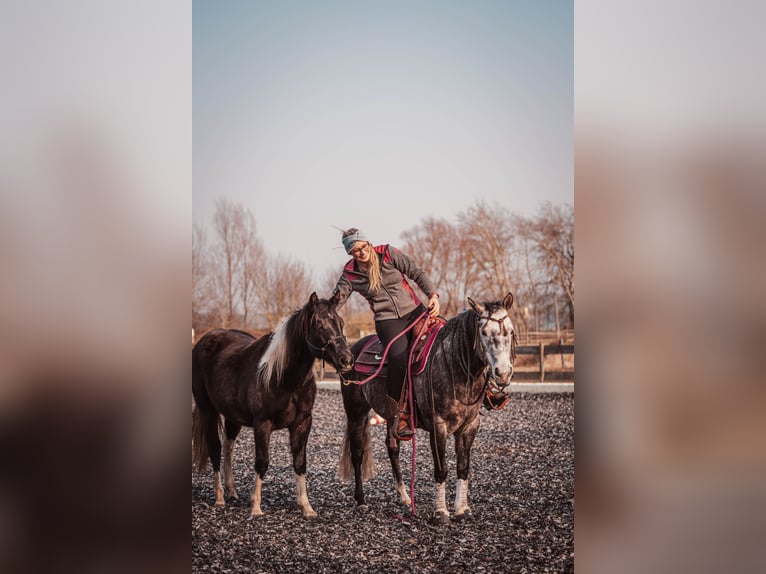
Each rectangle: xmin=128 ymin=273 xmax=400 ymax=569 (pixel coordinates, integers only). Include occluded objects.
xmin=367 ymin=244 xmax=381 ymax=292
xmin=342 ymin=228 xmax=381 ymax=293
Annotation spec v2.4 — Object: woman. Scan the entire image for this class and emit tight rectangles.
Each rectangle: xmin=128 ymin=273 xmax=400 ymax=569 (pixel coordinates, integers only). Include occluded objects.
xmin=332 ymin=228 xmax=440 ymax=440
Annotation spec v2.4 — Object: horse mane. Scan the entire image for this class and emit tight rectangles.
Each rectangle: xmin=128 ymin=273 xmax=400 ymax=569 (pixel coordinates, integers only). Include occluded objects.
xmin=257 ymin=303 xmax=311 ymax=390
xmin=441 ymin=308 xmax=478 ymax=346
xmin=436 ymin=309 xmax=480 ymax=374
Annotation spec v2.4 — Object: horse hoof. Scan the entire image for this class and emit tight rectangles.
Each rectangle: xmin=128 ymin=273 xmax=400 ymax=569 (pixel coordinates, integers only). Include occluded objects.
xmin=454 ymin=509 xmax=473 ymax=522
xmin=354 ymin=503 xmax=369 ymax=512
xmin=431 ymin=512 xmax=450 ymax=525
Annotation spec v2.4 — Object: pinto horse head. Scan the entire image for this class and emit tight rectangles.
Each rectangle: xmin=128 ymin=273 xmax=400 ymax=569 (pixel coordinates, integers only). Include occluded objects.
xmin=467 ymin=292 xmax=516 ymax=389
xmin=307 ymin=291 xmax=354 ymax=372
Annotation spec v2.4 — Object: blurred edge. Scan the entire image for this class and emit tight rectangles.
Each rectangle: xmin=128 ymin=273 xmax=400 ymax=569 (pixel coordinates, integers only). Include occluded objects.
xmin=576 ymin=1 xmax=766 ymax=573
xmin=0 ymin=1 xmax=189 ymax=573
xmin=1 ymin=1 xmax=765 ymax=573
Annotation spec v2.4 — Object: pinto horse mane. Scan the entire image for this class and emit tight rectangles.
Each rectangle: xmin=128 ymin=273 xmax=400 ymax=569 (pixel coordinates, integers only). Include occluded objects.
xmin=257 ymin=303 xmax=312 ymax=390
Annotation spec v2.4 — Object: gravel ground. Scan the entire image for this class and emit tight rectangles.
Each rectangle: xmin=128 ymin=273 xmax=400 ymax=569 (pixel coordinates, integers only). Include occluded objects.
xmin=192 ymin=390 xmax=574 ymax=573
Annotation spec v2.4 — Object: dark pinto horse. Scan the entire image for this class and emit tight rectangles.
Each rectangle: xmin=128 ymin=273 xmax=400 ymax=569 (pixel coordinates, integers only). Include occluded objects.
xmin=339 ymin=293 xmax=516 ymax=523
xmin=192 ymin=292 xmax=354 ymax=517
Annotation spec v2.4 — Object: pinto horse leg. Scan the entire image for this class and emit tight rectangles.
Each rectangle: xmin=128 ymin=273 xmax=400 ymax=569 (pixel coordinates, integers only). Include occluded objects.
xmin=251 ymin=421 xmax=272 ymax=517
xmin=453 ymin=417 xmax=479 ymax=520
xmin=200 ymin=412 xmax=225 ymax=507
xmin=223 ymin=419 xmax=241 ymax=499
xmin=429 ymin=421 xmax=450 ymax=524
xmin=386 ymin=432 xmax=410 ymax=506
xmin=289 ymin=414 xmax=317 ymax=517
xmin=347 ymin=411 xmax=371 ymax=506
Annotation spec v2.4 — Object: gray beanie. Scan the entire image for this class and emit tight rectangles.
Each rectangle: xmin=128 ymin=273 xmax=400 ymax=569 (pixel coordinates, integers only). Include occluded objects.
xmin=342 ymin=228 xmax=368 ymax=254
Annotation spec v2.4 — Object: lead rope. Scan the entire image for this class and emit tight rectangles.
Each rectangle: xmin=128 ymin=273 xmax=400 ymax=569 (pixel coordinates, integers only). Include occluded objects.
xmin=342 ymin=312 xmax=427 ymax=387
xmin=396 ymin=316 xmax=430 ymax=520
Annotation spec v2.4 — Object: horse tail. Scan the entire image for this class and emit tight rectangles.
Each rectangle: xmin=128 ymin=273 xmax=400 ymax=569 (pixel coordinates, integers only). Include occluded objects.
xmin=338 ymin=417 xmax=375 ymax=481
xmin=192 ymin=404 xmax=224 ymax=474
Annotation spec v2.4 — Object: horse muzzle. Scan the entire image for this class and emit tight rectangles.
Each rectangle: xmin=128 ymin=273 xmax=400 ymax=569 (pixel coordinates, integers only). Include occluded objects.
xmin=492 ymin=366 xmax=513 ymax=387
xmin=334 ymin=352 xmax=355 ymax=373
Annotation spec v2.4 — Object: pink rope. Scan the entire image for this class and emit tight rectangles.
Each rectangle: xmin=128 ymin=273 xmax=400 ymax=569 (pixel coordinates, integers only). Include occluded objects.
xmin=345 ymin=311 xmax=427 ymax=386
xmin=393 ymin=315 xmax=429 ymax=520
xmin=345 ymin=310 xmax=430 ymax=521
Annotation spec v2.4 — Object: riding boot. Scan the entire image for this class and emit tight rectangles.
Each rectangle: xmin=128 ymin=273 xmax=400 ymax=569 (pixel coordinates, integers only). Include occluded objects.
xmin=386 ymin=396 xmax=413 ymax=441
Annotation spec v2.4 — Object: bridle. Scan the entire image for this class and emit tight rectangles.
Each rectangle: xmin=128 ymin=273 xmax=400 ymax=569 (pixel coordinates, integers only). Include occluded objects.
xmin=473 ymin=312 xmax=516 ymax=409
xmin=306 ymin=333 xmax=346 ymax=360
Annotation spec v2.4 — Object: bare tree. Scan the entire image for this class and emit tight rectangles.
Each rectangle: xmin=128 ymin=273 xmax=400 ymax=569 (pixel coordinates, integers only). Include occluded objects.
xmin=192 ymin=223 xmax=211 ymax=332
xmin=400 ymin=217 xmax=468 ymax=317
xmin=262 ymin=255 xmax=314 ymax=329
xmin=211 ymin=199 xmax=242 ymax=327
xmin=515 ymin=202 xmax=574 ymax=327
xmin=458 ymin=200 xmax=520 ymax=308
xmin=236 ymin=210 xmax=265 ymax=329
xmin=207 ymin=198 xmax=268 ymax=329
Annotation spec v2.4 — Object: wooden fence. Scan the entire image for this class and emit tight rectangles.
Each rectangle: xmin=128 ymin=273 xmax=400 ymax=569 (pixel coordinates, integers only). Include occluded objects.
xmin=316 ymin=340 xmax=574 ymax=383
xmin=512 ymin=342 xmax=574 ymax=382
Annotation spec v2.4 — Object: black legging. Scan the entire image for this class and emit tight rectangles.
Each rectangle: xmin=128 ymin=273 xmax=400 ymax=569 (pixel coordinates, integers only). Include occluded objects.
xmin=375 ymin=305 xmax=426 ymax=402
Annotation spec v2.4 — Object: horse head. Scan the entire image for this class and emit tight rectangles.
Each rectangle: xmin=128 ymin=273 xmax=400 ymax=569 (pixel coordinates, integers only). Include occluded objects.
xmin=307 ymin=291 xmax=354 ymax=372
xmin=467 ymin=293 xmax=516 ymax=390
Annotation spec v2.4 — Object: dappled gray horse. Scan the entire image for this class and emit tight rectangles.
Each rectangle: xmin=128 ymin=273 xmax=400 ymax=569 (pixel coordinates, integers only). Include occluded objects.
xmin=339 ymin=293 xmax=516 ymax=523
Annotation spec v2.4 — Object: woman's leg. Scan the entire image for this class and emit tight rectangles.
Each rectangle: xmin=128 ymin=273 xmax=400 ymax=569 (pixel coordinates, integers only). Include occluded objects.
xmin=375 ymin=319 xmax=411 ymax=402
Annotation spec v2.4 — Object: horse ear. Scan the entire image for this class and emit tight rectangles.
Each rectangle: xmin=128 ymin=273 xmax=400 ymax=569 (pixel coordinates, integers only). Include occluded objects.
xmin=503 ymin=292 xmax=514 ymax=310
xmin=309 ymin=292 xmax=319 ymax=307
xmin=330 ymin=290 xmax=341 ymax=307
xmin=467 ymin=297 xmax=485 ymax=315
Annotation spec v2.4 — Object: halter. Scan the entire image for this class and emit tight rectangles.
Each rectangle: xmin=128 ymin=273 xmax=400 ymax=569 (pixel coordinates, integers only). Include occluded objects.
xmin=306 ymin=333 xmax=346 ymax=361
xmin=474 ymin=311 xmax=517 ymax=407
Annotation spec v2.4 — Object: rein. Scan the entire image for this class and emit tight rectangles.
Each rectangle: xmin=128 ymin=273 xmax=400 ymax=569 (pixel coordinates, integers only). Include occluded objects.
xmin=341 ymin=311 xmax=428 ymax=387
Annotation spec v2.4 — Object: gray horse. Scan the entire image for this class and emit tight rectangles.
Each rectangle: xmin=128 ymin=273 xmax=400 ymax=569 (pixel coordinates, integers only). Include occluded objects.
xmin=339 ymin=294 xmax=516 ymax=523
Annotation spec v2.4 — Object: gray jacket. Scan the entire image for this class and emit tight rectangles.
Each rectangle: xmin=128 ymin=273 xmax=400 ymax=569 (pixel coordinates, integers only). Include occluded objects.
xmin=333 ymin=244 xmax=437 ymax=321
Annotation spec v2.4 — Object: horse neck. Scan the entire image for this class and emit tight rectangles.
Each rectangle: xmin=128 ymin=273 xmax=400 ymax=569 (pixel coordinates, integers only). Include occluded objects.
xmin=280 ymin=310 xmax=315 ymax=382
xmin=441 ymin=312 xmax=486 ymax=382
xmin=258 ymin=308 xmax=317 ymax=392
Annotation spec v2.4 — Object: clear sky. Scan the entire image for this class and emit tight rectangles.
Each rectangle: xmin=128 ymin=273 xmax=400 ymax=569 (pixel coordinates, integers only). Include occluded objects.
xmin=193 ymin=0 xmax=572 ymax=285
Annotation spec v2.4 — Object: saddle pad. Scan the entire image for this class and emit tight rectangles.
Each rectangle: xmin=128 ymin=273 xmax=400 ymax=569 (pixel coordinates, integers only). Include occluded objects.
xmin=352 ymin=317 xmax=446 ymax=377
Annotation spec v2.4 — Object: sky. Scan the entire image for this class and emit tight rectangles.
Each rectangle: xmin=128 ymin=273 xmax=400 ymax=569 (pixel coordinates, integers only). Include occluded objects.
xmin=193 ymin=0 xmax=572 ymax=286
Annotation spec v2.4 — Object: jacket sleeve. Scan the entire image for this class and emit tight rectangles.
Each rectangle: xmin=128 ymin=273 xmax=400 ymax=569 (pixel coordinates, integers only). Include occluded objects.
xmin=387 ymin=246 xmax=437 ymax=298
xmin=332 ymin=272 xmax=354 ymax=309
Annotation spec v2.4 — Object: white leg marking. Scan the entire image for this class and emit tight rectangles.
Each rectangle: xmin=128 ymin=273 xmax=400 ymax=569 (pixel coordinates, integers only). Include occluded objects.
xmin=223 ymin=438 xmax=238 ymax=498
xmin=435 ymin=482 xmax=448 ymax=516
xmin=296 ymin=474 xmax=317 ymax=517
xmin=395 ymin=480 xmax=411 ymax=506
xmin=454 ymin=478 xmax=470 ymax=516
xmin=251 ymin=475 xmax=263 ymax=516
xmin=214 ymin=471 xmax=225 ymax=507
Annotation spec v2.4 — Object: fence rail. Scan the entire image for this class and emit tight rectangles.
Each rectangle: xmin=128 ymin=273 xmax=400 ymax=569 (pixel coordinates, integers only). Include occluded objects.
xmin=316 ymin=341 xmax=574 ymax=383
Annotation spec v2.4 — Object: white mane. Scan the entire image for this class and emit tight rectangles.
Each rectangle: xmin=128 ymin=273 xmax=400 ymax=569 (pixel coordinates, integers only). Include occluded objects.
xmin=258 ymin=316 xmax=289 ymax=389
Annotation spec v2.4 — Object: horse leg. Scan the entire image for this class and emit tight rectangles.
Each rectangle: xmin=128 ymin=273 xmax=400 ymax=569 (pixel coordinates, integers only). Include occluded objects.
xmin=429 ymin=420 xmax=450 ymax=524
xmin=223 ymin=419 xmax=241 ymax=499
xmin=199 ymin=411 xmax=225 ymax=507
xmin=348 ymin=411 xmax=372 ymax=506
xmin=386 ymin=428 xmax=411 ymax=506
xmin=453 ymin=417 xmax=480 ymax=520
xmin=251 ymin=421 xmax=272 ymax=517
xmin=289 ymin=414 xmax=317 ymax=517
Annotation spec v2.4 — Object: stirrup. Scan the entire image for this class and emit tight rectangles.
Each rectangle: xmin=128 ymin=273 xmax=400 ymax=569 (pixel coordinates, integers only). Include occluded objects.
xmin=392 ymin=412 xmax=413 ymax=441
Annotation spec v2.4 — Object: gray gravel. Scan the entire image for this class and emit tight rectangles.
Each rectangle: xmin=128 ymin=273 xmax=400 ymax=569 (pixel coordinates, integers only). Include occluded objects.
xmin=192 ymin=390 xmax=574 ymax=573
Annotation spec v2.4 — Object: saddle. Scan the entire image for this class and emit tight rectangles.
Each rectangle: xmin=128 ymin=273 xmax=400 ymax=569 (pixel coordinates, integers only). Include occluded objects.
xmin=352 ymin=316 xmax=447 ymax=381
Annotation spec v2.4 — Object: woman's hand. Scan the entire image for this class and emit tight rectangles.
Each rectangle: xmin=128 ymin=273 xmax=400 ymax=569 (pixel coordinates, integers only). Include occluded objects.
xmin=427 ymin=293 xmax=440 ymax=317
